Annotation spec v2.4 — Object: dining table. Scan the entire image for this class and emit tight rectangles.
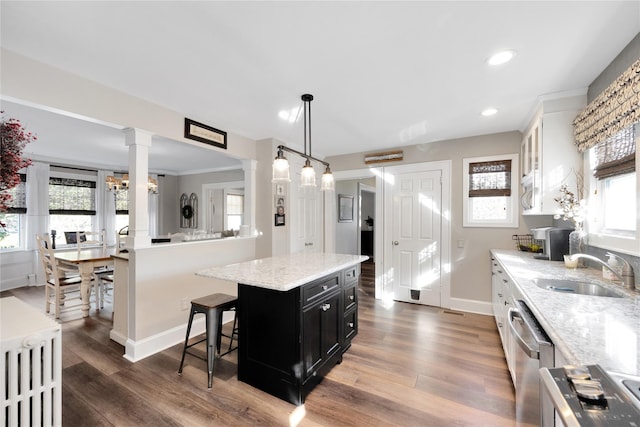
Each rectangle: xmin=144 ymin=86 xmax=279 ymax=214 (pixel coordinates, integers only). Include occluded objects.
xmin=55 ymin=248 xmax=116 ymax=317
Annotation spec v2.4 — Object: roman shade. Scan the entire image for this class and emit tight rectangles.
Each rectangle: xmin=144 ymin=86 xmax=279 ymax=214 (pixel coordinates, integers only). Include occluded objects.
xmin=4 ymin=174 xmax=27 ymax=213
xmin=468 ymin=159 xmax=512 ymax=197
xmin=573 ymin=58 xmax=640 ymax=152
xmin=48 ymin=177 xmax=96 ymax=215
xmin=593 ymin=124 xmax=636 ymax=180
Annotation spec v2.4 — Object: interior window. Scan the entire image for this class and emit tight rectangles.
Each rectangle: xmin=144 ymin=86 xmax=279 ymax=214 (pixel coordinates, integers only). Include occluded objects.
xmin=463 ymin=154 xmax=519 ymax=228
xmin=49 ymin=176 xmax=96 ymax=244
xmin=225 ymin=192 xmax=244 ymax=231
xmin=0 ymin=174 xmax=26 ymax=249
xmin=588 ymin=122 xmax=638 ymax=253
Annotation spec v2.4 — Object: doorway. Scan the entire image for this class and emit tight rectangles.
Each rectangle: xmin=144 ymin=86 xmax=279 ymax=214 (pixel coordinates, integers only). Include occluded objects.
xmin=359 ymin=183 xmax=375 ymax=261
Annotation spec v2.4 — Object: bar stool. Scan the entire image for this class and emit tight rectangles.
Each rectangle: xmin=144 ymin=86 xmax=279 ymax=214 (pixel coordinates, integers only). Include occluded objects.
xmin=178 ymin=293 xmax=238 ymax=388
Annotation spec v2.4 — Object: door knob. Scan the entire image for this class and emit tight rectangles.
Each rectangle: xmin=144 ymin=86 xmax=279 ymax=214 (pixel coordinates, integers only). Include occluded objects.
xmin=393 ymin=241 xmax=399 ymax=245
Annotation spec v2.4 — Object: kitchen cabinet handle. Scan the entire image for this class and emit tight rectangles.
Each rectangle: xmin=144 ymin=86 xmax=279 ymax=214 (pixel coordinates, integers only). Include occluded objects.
xmin=348 ymin=322 xmax=354 ymax=328
xmin=393 ymin=241 xmax=399 ymax=246
xmin=322 ymin=285 xmax=328 ymax=291
xmin=498 ymin=293 xmax=503 ymax=298
xmin=502 ymin=279 xmax=508 ymax=284
xmin=321 ymin=303 xmax=331 ymax=311
xmin=349 ymin=295 xmax=354 ymax=300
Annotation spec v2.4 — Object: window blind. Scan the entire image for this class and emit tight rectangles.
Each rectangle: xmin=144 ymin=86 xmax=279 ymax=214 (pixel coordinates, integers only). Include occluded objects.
xmin=115 ymin=189 xmax=128 ymax=214
xmin=49 ymin=177 xmax=96 ymax=215
xmin=593 ymin=123 xmax=636 ymax=180
xmin=468 ymin=160 xmax=512 ymax=197
xmin=4 ymin=174 xmax=27 ymax=214
xmin=226 ymin=194 xmax=244 ymax=215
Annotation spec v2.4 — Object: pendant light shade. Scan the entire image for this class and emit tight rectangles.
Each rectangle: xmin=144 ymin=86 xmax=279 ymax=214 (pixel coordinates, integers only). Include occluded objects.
xmin=272 ymin=147 xmax=291 ymax=182
xmin=321 ymin=165 xmax=334 ymax=191
xmin=300 ymin=159 xmax=316 ymax=187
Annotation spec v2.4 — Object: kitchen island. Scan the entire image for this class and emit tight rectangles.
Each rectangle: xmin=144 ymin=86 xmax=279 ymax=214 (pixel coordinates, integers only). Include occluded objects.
xmin=197 ymin=253 xmax=368 ymax=405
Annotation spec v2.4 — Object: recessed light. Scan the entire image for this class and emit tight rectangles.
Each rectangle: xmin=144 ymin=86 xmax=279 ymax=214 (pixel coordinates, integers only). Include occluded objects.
xmin=488 ymin=50 xmax=515 ymax=66
xmin=482 ymin=108 xmax=498 ymax=117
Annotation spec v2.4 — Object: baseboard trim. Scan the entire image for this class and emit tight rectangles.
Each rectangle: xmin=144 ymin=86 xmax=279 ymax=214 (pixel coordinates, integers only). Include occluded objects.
xmin=122 ymin=312 xmax=235 ymax=362
xmin=449 ymin=297 xmax=492 ymax=316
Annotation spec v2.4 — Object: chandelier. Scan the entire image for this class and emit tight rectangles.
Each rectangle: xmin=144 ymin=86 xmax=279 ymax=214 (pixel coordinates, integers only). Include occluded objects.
xmin=105 ymin=173 xmax=158 ymax=193
xmin=272 ymin=94 xmax=334 ymax=191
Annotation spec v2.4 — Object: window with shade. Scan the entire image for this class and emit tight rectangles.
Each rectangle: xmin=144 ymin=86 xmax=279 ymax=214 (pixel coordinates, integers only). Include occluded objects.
xmin=591 ymin=123 xmax=637 ymax=234
xmin=0 ymin=174 xmax=27 ymax=249
xmin=225 ymin=192 xmax=244 ymax=231
xmin=48 ymin=176 xmax=96 ymax=243
xmin=463 ymin=154 xmax=519 ymax=227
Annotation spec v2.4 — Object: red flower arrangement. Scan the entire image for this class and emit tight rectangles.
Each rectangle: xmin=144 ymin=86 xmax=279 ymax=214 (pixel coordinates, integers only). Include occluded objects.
xmin=1 ymin=112 xmax=36 ymax=229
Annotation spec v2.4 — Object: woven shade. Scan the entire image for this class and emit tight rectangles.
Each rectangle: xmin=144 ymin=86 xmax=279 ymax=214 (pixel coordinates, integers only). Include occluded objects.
xmin=468 ymin=160 xmax=511 ymax=197
xmin=593 ymin=124 xmax=636 ymax=180
xmin=573 ymin=58 xmax=640 ymax=152
xmin=4 ymin=174 xmax=27 ymax=214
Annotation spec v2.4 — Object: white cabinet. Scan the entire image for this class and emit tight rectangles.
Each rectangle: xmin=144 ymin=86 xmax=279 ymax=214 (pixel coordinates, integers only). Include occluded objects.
xmin=491 ymin=257 xmax=515 ymax=386
xmin=521 ymin=96 xmax=586 ymax=215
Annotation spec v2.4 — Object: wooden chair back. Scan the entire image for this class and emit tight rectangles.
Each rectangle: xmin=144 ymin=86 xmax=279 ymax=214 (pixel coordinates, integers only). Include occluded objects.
xmin=77 ymin=230 xmax=107 ymax=255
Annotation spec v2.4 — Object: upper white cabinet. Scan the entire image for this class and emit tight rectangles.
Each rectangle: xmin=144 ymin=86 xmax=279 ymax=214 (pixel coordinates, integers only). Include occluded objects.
xmin=520 ymin=95 xmax=586 ymax=215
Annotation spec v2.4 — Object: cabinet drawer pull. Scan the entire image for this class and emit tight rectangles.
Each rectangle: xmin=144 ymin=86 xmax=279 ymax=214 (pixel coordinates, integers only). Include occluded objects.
xmin=502 ymin=279 xmax=508 ymax=284
xmin=349 ymin=295 xmax=354 ymax=300
xmin=348 ymin=322 xmax=354 ymax=328
xmin=321 ymin=303 xmax=331 ymax=311
xmin=497 ymin=270 xmax=503 ymax=274
xmin=322 ymin=285 xmax=328 ymax=291
xmin=498 ymin=293 xmax=503 ymax=298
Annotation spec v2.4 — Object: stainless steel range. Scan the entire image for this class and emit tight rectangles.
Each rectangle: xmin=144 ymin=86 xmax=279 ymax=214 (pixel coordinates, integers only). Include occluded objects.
xmin=540 ymin=364 xmax=640 ymax=426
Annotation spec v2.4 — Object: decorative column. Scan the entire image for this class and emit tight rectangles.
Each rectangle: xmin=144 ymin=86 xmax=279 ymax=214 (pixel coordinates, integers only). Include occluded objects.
xmin=242 ymin=159 xmax=257 ymax=237
xmin=124 ymin=128 xmax=153 ymax=248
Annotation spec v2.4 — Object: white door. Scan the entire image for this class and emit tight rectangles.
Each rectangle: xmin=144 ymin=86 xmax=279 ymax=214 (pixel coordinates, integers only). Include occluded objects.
xmin=386 ymin=169 xmax=442 ymax=306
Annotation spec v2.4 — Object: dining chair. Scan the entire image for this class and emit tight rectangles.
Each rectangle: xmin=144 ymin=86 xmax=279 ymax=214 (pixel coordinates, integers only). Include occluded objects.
xmin=77 ymin=230 xmax=112 ymax=310
xmin=36 ymin=233 xmax=84 ymax=319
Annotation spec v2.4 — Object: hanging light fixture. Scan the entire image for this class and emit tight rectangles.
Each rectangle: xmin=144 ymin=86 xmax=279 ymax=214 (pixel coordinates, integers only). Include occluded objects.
xmin=271 ymin=93 xmax=334 ymax=191
xmin=105 ymin=173 xmax=159 ymax=194
xmin=272 ymin=146 xmax=291 ymax=182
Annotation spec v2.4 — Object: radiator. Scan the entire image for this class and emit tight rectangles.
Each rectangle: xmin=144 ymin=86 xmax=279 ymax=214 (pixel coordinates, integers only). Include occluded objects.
xmin=1 ymin=297 xmax=62 ymax=427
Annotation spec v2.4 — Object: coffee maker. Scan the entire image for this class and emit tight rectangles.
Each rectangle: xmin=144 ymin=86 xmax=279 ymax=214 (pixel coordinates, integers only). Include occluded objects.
xmin=531 ymin=227 xmax=573 ymax=261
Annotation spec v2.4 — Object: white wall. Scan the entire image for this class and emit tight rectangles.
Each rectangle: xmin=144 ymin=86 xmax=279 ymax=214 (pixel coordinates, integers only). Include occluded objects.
xmin=124 ymin=237 xmax=256 ymax=361
xmin=326 ymin=131 xmax=552 ymax=304
xmin=335 ymin=180 xmax=358 ymax=255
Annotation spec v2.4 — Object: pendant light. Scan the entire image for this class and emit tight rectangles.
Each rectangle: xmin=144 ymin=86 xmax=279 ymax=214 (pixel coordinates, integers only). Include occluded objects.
xmin=300 ymin=94 xmax=316 ymax=187
xmin=271 ymin=93 xmax=334 ymax=191
xmin=272 ymin=146 xmax=291 ymax=182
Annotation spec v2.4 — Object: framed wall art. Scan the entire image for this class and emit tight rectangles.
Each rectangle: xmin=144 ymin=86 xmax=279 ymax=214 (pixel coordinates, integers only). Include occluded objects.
xmin=338 ymin=194 xmax=354 ymax=222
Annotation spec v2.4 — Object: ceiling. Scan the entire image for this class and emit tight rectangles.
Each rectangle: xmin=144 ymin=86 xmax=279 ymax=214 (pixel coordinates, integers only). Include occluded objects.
xmin=1 ymin=1 xmax=639 ymax=174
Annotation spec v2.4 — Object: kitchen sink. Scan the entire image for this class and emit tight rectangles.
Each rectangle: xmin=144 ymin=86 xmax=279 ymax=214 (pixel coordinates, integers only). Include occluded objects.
xmin=533 ymin=279 xmax=624 ymax=298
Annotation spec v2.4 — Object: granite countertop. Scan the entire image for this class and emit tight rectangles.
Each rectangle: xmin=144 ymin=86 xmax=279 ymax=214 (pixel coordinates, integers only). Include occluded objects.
xmin=492 ymin=249 xmax=640 ymax=376
xmin=196 ymin=253 xmax=369 ymax=292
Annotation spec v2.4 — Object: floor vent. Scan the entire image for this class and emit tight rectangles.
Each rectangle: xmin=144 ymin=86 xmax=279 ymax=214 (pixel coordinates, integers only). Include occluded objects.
xmin=442 ymin=310 xmax=464 ymax=316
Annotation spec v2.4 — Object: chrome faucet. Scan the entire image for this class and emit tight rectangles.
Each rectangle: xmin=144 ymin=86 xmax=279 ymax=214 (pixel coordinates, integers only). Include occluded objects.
xmin=569 ymin=253 xmax=636 ymax=290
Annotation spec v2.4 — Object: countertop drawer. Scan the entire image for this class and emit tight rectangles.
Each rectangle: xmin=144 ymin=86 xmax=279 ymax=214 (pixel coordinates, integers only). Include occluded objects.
xmin=344 ymin=265 xmax=358 ymax=284
xmin=303 ymin=273 xmax=340 ymax=306
xmin=343 ymin=284 xmax=357 ymax=311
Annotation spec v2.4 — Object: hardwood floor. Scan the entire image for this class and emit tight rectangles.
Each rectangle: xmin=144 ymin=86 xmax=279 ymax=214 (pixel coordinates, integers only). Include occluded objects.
xmin=1 ymin=261 xmax=519 ymax=426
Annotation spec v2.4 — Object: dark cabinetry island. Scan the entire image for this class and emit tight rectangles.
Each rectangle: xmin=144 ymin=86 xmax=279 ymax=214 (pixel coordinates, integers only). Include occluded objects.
xmin=197 ymin=253 xmax=367 ymax=405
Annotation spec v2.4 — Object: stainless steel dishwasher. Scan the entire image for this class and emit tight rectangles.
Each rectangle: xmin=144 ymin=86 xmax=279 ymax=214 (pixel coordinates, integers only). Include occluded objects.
xmin=508 ymin=299 xmax=554 ymax=426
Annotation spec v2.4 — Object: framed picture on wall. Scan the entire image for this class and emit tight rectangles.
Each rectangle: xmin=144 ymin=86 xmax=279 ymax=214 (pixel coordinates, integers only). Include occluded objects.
xmin=275 ymin=213 xmax=285 ymax=226
xmin=338 ymin=194 xmax=354 ymax=222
